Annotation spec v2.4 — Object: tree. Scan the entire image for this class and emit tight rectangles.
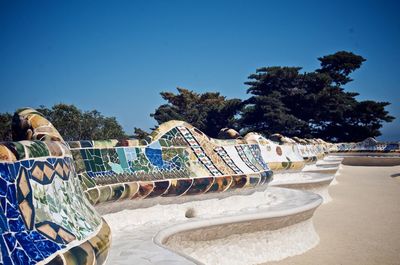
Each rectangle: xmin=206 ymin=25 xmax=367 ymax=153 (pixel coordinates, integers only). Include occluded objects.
xmin=38 ymin=104 xmax=83 ymax=140
xmin=241 ymin=90 xmax=308 ymax=136
xmin=133 ymin=127 xmax=150 ymax=140
xmin=80 ymin=110 xmax=104 ymax=140
xmin=241 ymin=66 xmax=309 ymax=136
xmin=100 ymin=117 xmax=126 ymax=139
xmin=241 ymin=51 xmax=394 ymax=142
xmin=337 ymin=100 xmax=394 ymax=142
xmin=151 ymin=87 xmax=242 ymax=137
xmin=317 ymin=51 xmax=366 ymax=86
xmin=0 ymin=104 xmax=127 ymax=141
xmin=0 ymin=113 xmax=12 ymax=141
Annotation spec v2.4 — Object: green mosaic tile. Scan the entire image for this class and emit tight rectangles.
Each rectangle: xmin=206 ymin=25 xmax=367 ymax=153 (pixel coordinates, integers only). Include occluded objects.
xmin=26 ymin=141 xmax=50 ymax=157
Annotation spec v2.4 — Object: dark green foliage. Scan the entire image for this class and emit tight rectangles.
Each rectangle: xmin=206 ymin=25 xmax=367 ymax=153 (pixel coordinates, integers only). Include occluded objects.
xmin=37 ymin=104 xmax=83 ymax=141
xmin=0 ymin=113 xmax=12 ymax=141
xmin=317 ymin=51 xmax=366 ymax=86
xmin=242 ymin=67 xmax=308 ymax=136
xmin=241 ymin=51 xmax=394 ymax=142
xmin=133 ymin=127 xmax=150 ymax=140
xmin=151 ymin=87 xmax=242 ymax=137
xmin=241 ymin=91 xmax=307 ymax=136
xmin=100 ymin=116 xmax=127 ymax=140
xmin=42 ymin=104 xmax=127 ymax=141
xmin=0 ymin=104 xmax=127 ymax=141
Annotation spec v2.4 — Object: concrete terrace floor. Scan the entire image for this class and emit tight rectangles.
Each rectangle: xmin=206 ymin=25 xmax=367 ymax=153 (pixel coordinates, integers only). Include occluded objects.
xmin=265 ymin=165 xmax=400 ymax=265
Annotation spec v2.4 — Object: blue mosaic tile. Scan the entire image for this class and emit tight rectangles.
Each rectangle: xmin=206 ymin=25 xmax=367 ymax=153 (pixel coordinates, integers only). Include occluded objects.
xmin=9 ymin=217 xmax=25 ymax=233
xmin=145 ymin=148 xmax=164 ymax=168
xmin=11 ymin=246 xmax=32 ymax=265
xmin=0 ymin=164 xmax=11 ymax=182
xmin=3 ymin=233 xmax=16 ymax=252
xmin=0 ymin=178 xmax=7 ymax=197
xmin=15 ymin=232 xmax=44 ymax=262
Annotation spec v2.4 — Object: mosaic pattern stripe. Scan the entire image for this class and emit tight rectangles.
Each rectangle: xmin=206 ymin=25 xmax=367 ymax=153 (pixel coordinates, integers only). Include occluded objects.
xmin=249 ymin=145 xmax=270 ymax=171
xmin=83 ymin=171 xmax=275 ymax=204
xmin=214 ymin=147 xmax=244 ymax=174
xmin=177 ymin=126 xmax=223 ymax=176
xmin=235 ymin=145 xmax=259 ymax=172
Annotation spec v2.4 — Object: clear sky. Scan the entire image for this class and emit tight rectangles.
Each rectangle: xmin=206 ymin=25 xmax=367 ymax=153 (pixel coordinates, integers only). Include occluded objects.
xmin=0 ymin=0 xmax=399 ymax=140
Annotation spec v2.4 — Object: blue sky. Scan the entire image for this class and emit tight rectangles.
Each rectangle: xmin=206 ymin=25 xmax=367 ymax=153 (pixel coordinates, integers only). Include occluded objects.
xmin=0 ymin=0 xmax=399 ymax=140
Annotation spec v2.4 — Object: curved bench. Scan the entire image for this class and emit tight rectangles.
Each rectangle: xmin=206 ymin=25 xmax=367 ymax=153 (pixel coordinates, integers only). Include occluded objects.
xmin=67 ymin=123 xmax=336 ymax=208
xmin=245 ymin=133 xmax=336 ymax=202
xmin=65 ymin=121 xmax=274 ymax=214
xmin=333 ymin=139 xmax=399 ymax=153
xmin=6 ymin=108 xmax=333 ymax=264
xmin=331 ymin=140 xmax=400 ymax=166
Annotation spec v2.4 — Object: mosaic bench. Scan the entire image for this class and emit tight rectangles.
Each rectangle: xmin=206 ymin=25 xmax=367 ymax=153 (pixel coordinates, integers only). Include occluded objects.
xmin=13 ymin=109 xmax=275 ymax=215
xmin=243 ymin=133 xmax=337 ymax=202
xmin=12 ymin=108 xmax=337 ymax=208
xmin=65 ymin=114 xmax=335 ymax=208
xmin=1 ymin=107 xmax=338 ymax=264
xmin=246 ymin=133 xmax=337 ymax=172
xmin=245 ymin=133 xmax=308 ymax=171
xmin=330 ymin=138 xmax=400 ymax=166
xmin=65 ymin=119 xmax=336 ymax=210
xmin=332 ymin=138 xmax=400 ymax=153
xmin=67 ymin=122 xmax=276 ymax=213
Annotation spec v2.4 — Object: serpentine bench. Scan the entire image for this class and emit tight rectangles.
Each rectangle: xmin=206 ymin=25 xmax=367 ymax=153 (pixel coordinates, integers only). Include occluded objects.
xmin=244 ymin=133 xmax=337 ymax=202
xmin=1 ymin=107 xmax=338 ymax=264
xmin=330 ymin=139 xmax=400 ymax=166
xmin=65 ymin=121 xmax=336 ymax=209
xmin=65 ymin=120 xmax=275 ymax=214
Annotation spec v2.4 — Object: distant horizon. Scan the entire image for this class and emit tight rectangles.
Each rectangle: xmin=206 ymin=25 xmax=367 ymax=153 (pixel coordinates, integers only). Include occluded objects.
xmin=0 ymin=0 xmax=399 ymax=141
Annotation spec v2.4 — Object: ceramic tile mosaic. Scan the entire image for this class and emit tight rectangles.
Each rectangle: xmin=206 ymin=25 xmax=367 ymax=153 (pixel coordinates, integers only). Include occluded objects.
xmin=12 ymin=108 xmax=64 ymax=142
xmin=214 ymin=147 xmax=243 ymax=174
xmin=0 ymin=142 xmax=110 ymax=265
xmin=176 ymin=126 xmax=223 ymax=176
xmin=331 ymin=138 xmax=400 ymax=153
xmin=235 ymin=145 xmax=261 ymax=172
xmin=244 ymin=133 xmax=310 ymax=171
xmin=64 ymin=121 xmax=275 ymax=205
